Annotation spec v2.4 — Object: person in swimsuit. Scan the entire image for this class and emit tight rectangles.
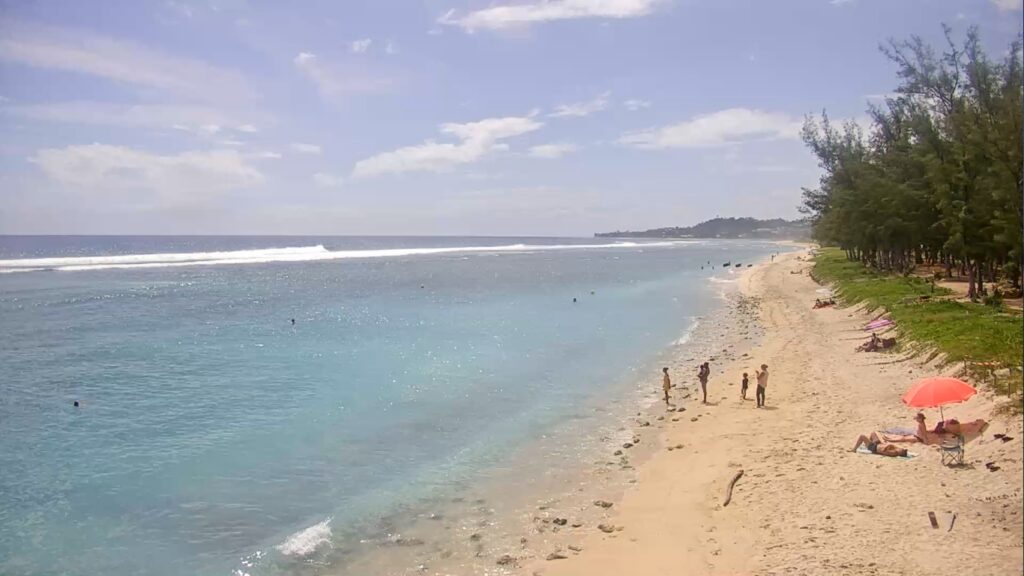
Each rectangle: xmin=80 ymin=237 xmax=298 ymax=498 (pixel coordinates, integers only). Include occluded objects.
xmin=662 ymin=367 xmax=671 ymax=406
xmin=852 ymin=432 xmax=909 ymax=457
xmin=740 ymin=372 xmax=749 ymax=400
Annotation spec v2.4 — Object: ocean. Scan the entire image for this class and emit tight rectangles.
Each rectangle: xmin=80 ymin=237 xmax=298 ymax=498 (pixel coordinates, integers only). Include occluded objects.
xmin=0 ymin=236 xmax=782 ymax=576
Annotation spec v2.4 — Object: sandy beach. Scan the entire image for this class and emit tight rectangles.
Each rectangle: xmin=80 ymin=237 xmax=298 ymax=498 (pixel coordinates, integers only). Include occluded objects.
xmin=517 ymin=249 xmax=1024 ymax=576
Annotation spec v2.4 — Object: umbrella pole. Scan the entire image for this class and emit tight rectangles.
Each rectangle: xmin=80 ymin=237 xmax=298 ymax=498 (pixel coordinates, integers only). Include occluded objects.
xmin=940 ymin=406 xmax=944 ymax=422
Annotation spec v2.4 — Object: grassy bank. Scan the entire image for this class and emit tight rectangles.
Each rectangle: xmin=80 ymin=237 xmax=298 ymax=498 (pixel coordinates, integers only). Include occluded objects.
xmin=811 ymin=248 xmax=1023 ymax=376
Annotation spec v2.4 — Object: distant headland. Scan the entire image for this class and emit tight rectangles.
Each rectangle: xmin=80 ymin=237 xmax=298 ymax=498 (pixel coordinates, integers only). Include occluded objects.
xmin=595 ymin=217 xmax=811 ymax=240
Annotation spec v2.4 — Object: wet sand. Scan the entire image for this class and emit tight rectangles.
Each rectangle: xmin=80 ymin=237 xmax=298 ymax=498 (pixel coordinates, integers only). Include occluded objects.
xmin=326 ymin=254 xmax=768 ymax=575
xmin=329 ymin=250 xmax=1022 ymax=575
xmin=524 ymin=250 xmax=1023 ymax=576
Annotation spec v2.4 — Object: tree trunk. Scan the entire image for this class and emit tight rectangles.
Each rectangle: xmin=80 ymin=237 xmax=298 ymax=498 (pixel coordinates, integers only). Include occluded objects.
xmin=968 ymin=260 xmax=977 ymax=300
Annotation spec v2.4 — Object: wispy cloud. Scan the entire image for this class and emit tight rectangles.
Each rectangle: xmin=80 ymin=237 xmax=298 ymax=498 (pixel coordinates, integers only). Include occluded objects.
xmin=0 ymin=20 xmax=255 ymax=103
xmin=312 ymin=172 xmax=345 ymax=188
xmin=438 ymin=0 xmax=665 ymax=32
xmin=623 ymin=99 xmax=651 ymax=111
xmin=350 ymin=38 xmax=372 ymax=53
xmin=385 ymin=40 xmax=399 ymax=54
xmin=30 ymin=144 xmax=263 ymax=198
xmin=293 ymin=51 xmax=393 ymax=98
xmin=1 ymin=101 xmax=265 ymax=134
xmin=353 ymin=114 xmax=543 ymax=178
xmin=991 ymin=0 xmax=1022 ymax=10
xmin=619 ymin=108 xmax=802 ymax=149
xmin=549 ymin=92 xmax=610 ymax=118
xmin=290 ymin=142 xmax=322 ymax=154
xmin=528 ymin=142 xmax=578 ymax=158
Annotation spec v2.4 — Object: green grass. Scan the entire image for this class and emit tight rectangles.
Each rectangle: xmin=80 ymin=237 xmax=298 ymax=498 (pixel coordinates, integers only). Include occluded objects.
xmin=812 ymin=247 xmax=1023 ymax=370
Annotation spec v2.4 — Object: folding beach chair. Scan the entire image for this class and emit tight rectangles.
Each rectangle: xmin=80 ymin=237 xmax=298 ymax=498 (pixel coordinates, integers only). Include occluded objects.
xmin=940 ymin=435 xmax=965 ymax=466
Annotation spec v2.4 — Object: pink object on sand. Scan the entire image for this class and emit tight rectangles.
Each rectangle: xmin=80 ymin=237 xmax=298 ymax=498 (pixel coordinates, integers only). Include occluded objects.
xmin=864 ymin=318 xmax=893 ymax=330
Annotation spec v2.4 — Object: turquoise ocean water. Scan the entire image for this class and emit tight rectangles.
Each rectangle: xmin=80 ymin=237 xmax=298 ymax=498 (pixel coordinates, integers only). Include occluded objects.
xmin=0 ymin=236 xmax=780 ymax=575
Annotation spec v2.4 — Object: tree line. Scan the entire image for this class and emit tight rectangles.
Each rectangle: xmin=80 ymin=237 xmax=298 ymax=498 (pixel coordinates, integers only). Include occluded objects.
xmin=800 ymin=26 xmax=1022 ymax=299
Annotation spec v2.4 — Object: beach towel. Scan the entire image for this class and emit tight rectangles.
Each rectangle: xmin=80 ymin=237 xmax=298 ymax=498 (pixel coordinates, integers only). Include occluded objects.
xmin=864 ymin=318 xmax=893 ymax=331
xmin=856 ymin=446 xmax=917 ymax=459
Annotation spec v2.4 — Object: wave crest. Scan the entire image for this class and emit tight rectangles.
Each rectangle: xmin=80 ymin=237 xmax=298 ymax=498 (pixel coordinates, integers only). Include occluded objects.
xmin=276 ymin=517 xmax=332 ymax=557
xmin=0 ymin=241 xmax=692 ymax=273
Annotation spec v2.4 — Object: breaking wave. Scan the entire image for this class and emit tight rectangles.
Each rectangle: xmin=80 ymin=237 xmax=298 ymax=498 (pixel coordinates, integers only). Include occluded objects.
xmin=0 ymin=241 xmax=690 ymax=273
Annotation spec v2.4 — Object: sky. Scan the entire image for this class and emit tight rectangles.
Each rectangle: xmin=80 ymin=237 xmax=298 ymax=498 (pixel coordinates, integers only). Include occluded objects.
xmin=0 ymin=0 xmax=1021 ymax=236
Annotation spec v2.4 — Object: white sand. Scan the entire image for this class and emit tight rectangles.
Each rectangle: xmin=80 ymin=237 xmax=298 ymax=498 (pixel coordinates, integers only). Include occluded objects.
xmin=525 ymin=250 xmax=1024 ymax=576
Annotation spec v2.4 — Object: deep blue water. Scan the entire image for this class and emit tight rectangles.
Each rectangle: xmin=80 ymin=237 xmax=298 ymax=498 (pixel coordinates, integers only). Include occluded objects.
xmin=0 ymin=236 xmax=779 ymax=575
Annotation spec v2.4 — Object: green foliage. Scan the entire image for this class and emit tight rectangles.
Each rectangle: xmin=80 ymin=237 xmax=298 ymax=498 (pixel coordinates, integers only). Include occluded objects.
xmin=595 ymin=217 xmax=810 ymax=239
xmin=801 ymin=26 xmax=1023 ymax=297
xmin=814 ymin=248 xmax=1022 ymax=369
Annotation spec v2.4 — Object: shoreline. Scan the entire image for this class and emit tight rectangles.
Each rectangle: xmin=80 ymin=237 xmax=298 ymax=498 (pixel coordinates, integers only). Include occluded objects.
xmin=523 ymin=250 xmax=1023 ymax=575
xmin=316 ymin=253 xmax=775 ymax=575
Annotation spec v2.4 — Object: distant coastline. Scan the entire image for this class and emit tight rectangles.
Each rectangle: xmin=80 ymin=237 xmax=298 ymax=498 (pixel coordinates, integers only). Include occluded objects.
xmin=595 ymin=217 xmax=811 ymax=240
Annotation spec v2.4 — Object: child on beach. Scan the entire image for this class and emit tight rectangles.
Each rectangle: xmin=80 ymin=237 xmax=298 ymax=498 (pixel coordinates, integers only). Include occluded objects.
xmin=741 ymin=372 xmax=749 ymax=400
xmin=662 ymin=367 xmax=671 ymax=406
xmin=755 ymin=364 xmax=769 ymax=407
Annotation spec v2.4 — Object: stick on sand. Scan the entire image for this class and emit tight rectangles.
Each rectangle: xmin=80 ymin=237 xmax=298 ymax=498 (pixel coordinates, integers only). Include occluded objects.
xmin=723 ymin=470 xmax=744 ymax=507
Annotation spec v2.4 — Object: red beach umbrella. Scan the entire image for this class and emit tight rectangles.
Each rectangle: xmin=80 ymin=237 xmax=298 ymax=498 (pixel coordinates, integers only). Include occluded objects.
xmin=902 ymin=377 xmax=977 ymax=421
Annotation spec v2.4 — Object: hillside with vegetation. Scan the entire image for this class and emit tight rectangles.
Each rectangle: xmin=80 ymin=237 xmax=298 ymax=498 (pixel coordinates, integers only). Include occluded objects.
xmin=595 ymin=217 xmax=810 ymax=239
xmin=800 ymin=26 xmax=1022 ymax=301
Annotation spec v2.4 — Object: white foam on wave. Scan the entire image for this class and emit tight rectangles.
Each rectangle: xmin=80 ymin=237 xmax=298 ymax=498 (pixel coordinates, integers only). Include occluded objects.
xmin=674 ymin=318 xmax=701 ymax=345
xmin=0 ymin=241 xmax=693 ymax=273
xmin=276 ymin=517 xmax=332 ymax=557
xmin=708 ymin=275 xmax=737 ymax=284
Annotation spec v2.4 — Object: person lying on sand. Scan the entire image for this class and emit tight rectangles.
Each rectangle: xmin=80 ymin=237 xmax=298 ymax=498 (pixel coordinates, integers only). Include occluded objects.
xmin=880 ymin=413 xmax=982 ymax=445
xmin=877 ymin=413 xmax=934 ymax=443
xmin=852 ymin=432 xmax=909 ymax=457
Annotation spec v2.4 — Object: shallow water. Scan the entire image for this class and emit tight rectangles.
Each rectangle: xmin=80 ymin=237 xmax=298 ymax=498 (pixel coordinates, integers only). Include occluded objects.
xmin=0 ymin=236 xmax=779 ymax=575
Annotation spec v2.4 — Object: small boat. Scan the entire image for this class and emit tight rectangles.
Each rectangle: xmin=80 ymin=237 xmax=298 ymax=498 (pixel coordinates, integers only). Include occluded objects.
xmin=734 ymin=263 xmax=742 ymax=267
xmin=722 ymin=261 xmax=731 ymax=266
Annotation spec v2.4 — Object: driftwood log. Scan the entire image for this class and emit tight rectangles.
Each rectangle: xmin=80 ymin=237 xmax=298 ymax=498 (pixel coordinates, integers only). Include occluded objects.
xmin=723 ymin=469 xmax=744 ymax=507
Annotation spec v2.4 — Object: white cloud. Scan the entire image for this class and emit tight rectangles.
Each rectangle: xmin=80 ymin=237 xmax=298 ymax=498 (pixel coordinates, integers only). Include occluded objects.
xmin=439 ymin=0 xmax=665 ymax=32
xmin=254 ymin=151 xmax=282 ymax=159
xmin=293 ymin=51 xmax=393 ymax=98
xmin=290 ymin=142 xmax=322 ymax=154
xmin=830 ymin=0 xmax=856 ymax=5
xmin=991 ymin=0 xmax=1022 ymax=10
xmin=313 ymin=172 xmax=345 ymax=188
xmin=549 ymin=92 xmax=610 ymax=118
xmin=618 ymin=108 xmax=802 ymax=149
xmin=385 ymin=40 xmax=399 ymax=54
xmin=0 ymin=20 xmax=255 ymax=103
xmin=350 ymin=38 xmax=372 ymax=53
xmin=235 ymin=124 xmax=259 ymax=133
xmin=528 ymin=143 xmax=578 ymax=158
xmin=29 ymin=144 xmax=263 ymax=197
xmin=623 ymin=99 xmax=651 ymax=111
xmin=1 ymin=101 xmax=264 ymax=134
xmin=353 ymin=114 xmax=543 ymax=178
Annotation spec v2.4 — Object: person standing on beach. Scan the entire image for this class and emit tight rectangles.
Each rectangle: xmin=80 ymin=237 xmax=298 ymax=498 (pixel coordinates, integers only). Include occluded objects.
xmin=755 ymin=364 xmax=769 ymax=407
xmin=741 ymin=372 xmax=749 ymax=400
xmin=698 ymin=362 xmax=709 ymax=404
xmin=662 ymin=367 xmax=672 ymax=405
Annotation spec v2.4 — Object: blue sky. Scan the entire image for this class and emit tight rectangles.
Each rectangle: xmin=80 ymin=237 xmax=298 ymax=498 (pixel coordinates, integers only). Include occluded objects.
xmin=1 ymin=0 xmax=1021 ymax=235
